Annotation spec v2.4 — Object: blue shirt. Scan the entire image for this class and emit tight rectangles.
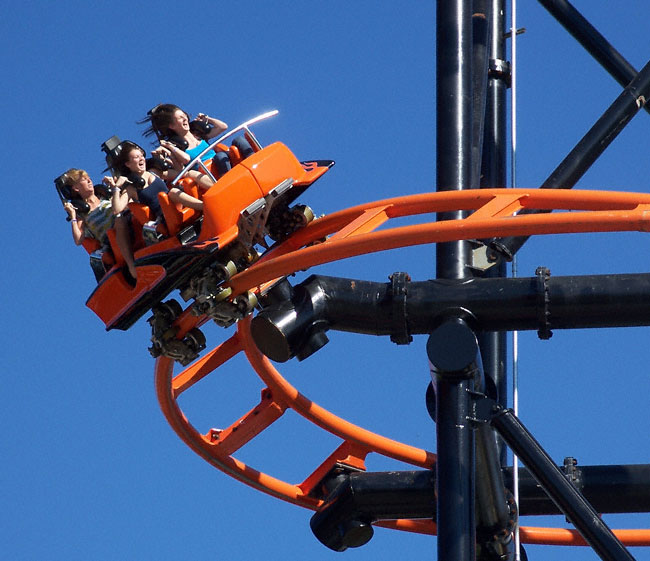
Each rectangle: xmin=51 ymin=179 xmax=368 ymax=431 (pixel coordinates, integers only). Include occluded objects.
xmin=186 ymin=140 xmax=216 ymax=163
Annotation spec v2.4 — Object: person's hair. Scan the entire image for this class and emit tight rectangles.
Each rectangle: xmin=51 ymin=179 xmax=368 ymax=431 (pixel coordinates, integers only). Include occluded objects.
xmin=139 ymin=103 xmax=189 ymax=140
xmin=63 ymin=168 xmax=91 ymax=198
xmin=113 ymin=141 xmax=145 ymax=177
xmin=64 ymin=168 xmax=90 ymax=186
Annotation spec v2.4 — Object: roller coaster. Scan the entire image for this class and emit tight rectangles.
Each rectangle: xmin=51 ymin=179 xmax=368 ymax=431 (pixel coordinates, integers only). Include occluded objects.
xmin=68 ymin=1 xmax=650 ymax=560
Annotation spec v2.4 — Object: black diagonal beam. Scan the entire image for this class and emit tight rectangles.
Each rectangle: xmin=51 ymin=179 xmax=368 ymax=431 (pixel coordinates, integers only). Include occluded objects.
xmin=539 ymin=0 xmax=650 ymax=117
xmin=488 ymin=58 xmax=650 ymax=262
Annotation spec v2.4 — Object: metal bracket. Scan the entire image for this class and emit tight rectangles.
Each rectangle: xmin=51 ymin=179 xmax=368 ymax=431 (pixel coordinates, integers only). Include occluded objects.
xmin=535 ymin=266 xmax=553 ymax=340
xmin=389 ymin=272 xmax=412 ymax=345
xmin=488 ymin=58 xmax=512 ymax=88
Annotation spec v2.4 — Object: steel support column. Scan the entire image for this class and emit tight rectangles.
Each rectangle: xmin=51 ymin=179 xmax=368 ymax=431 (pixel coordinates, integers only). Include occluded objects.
xmin=435 ymin=0 xmax=476 ymax=558
xmin=477 ymin=0 xmax=508 ymax=466
xmin=428 ymin=318 xmax=478 ymax=561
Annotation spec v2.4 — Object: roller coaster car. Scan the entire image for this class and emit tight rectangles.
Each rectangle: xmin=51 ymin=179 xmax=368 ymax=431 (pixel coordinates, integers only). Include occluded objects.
xmin=83 ymin=110 xmax=334 ymax=332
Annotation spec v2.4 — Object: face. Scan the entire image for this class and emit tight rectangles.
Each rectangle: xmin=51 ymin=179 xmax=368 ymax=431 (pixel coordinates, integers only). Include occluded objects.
xmin=71 ymin=175 xmax=94 ymax=199
xmin=124 ymin=148 xmax=146 ymax=174
xmin=168 ymin=109 xmax=190 ymax=135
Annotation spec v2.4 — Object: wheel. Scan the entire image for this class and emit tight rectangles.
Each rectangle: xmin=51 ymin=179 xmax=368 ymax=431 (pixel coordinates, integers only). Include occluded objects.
xmin=235 ymin=290 xmax=259 ymax=315
xmin=215 ymin=260 xmax=237 ymax=281
xmin=153 ymin=299 xmax=183 ymax=320
xmin=184 ymin=328 xmax=206 ymax=353
xmin=214 ymin=287 xmax=233 ymax=302
xmin=292 ymin=204 xmax=314 ymax=226
xmin=247 ymin=291 xmax=259 ymax=310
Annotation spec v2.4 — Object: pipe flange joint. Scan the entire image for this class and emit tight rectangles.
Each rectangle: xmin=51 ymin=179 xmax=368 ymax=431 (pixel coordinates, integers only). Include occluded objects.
xmin=535 ymin=266 xmax=553 ymax=340
xmin=389 ymin=272 xmax=412 ymax=345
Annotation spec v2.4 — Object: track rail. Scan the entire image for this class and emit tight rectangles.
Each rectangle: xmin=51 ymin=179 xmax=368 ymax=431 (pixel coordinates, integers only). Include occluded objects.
xmin=155 ymin=188 xmax=650 ymax=546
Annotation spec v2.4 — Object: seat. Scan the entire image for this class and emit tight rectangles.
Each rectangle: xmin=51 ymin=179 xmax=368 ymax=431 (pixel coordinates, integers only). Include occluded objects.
xmin=157 ymin=192 xmax=200 ymax=237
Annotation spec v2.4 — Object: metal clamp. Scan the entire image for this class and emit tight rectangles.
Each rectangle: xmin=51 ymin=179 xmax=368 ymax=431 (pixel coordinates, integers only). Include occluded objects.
xmin=535 ymin=266 xmax=553 ymax=340
xmin=389 ymin=272 xmax=412 ymax=345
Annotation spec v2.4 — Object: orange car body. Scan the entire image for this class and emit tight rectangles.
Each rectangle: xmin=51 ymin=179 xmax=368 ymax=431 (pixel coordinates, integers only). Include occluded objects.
xmin=85 ymin=125 xmax=332 ymax=331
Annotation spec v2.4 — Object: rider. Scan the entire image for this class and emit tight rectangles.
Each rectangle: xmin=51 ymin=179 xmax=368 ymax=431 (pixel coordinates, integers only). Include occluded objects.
xmin=140 ymin=104 xmax=228 ymax=189
xmin=106 ymin=141 xmax=204 ymax=280
xmin=62 ymin=168 xmax=114 ymax=248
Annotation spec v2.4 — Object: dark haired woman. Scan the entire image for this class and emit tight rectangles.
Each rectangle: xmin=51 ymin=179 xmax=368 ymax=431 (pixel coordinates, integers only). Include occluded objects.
xmin=142 ymin=104 xmax=228 ymax=188
xmin=105 ymin=141 xmax=203 ymax=279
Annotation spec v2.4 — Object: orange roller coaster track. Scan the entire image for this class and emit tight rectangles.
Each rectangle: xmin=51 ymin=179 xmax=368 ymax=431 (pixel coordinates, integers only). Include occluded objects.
xmin=154 ymin=188 xmax=650 ymax=547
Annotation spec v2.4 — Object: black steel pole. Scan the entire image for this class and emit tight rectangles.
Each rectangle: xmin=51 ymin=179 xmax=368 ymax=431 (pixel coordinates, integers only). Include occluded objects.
xmin=478 ymin=0 xmax=509 ymax=465
xmin=489 ymin=57 xmax=650 ymax=262
xmin=471 ymin=0 xmax=490 ymax=192
xmin=251 ymin=272 xmax=650 ymax=361
xmin=436 ymin=1 xmax=476 ymax=558
xmin=491 ymin=407 xmax=635 ymax=561
xmin=504 ymin=463 xmax=650 ymax=515
xmin=436 ymin=0 xmax=474 ymax=278
xmin=428 ymin=318 xmax=477 ymax=561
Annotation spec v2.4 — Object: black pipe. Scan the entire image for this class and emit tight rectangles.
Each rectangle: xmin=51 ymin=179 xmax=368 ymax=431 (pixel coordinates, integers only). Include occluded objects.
xmin=479 ymin=0 xmax=509 ymax=466
xmin=428 ymin=317 xmax=477 ymax=561
xmin=475 ymin=423 xmax=512 ymax=556
xmin=471 ymin=1 xmax=491 ymax=192
xmin=488 ymin=57 xmax=650 ymax=262
xmin=491 ymin=408 xmax=635 ymax=561
xmin=310 ymin=470 xmax=436 ymax=551
xmin=251 ymin=272 xmax=650 ymax=362
xmin=538 ymin=0 xmax=650 ymax=117
xmin=436 ymin=0 xmax=477 ymax=558
xmin=504 ymin=464 xmax=650 ymax=515
xmin=436 ymin=0 xmax=474 ymax=279
xmin=308 ymin=464 xmax=650 ymax=550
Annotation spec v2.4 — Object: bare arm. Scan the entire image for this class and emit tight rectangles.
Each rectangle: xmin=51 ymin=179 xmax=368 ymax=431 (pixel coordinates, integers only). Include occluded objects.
xmin=106 ymin=176 xmax=131 ymax=215
xmin=169 ymin=187 xmax=204 ymax=211
xmin=197 ymin=113 xmax=228 ymax=138
xmin=64 ymin=202 xmax=85 ymax=245
xmin=160 ymin=139 xmax=190 ymax=166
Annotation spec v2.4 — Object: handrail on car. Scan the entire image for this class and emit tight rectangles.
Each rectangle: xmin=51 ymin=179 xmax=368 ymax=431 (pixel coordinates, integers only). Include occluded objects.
xmin=171 ymin=110 xmax=280 ymax=187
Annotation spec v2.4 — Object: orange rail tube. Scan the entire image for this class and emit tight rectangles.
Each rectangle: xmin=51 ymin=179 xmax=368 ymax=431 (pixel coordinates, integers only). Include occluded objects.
xmin=154 ymin=188 xmax=650 ymax=547
xmin=238 ymin=317 xmax=436 ymax=469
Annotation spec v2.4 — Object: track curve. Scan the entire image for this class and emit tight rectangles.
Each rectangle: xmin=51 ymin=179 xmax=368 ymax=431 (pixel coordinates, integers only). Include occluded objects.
xmin=155 ymin=188 xmax=650 ymax=547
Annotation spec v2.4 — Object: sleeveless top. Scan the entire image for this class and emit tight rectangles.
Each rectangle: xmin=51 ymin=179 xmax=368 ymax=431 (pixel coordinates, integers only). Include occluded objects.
xmin=84 ymin=199 xmax=114 ymax=245
xmin=186 ymin=139 xmax=216 ymax=163
xmin=136 ymin=176 xmax=168 ymax=220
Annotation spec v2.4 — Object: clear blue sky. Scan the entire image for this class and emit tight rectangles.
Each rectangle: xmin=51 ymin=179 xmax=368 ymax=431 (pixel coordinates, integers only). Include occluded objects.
xmin=3 ymin=1 xmax=650 ymax=560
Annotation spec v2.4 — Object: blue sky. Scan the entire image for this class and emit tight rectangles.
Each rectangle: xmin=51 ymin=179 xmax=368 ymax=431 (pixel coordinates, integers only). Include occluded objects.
xmin=3 ymin=1 xmax=650 ymax=560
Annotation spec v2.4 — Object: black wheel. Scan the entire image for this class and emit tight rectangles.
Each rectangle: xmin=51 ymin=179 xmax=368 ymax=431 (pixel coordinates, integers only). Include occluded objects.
xmin=161 ymin=299 xmax=183 ymax=319
xmin=152 ymin=299 xmax=182 ymax=320
xmin=184 ymin=328 xmax=206 ymax=353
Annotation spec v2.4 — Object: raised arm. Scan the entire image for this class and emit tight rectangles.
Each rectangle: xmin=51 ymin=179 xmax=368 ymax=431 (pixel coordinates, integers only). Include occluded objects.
xmin=196 ymin=113 xmax=228 ymax=138
xmin=106 ymin=176 xmax=131 ymax=215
